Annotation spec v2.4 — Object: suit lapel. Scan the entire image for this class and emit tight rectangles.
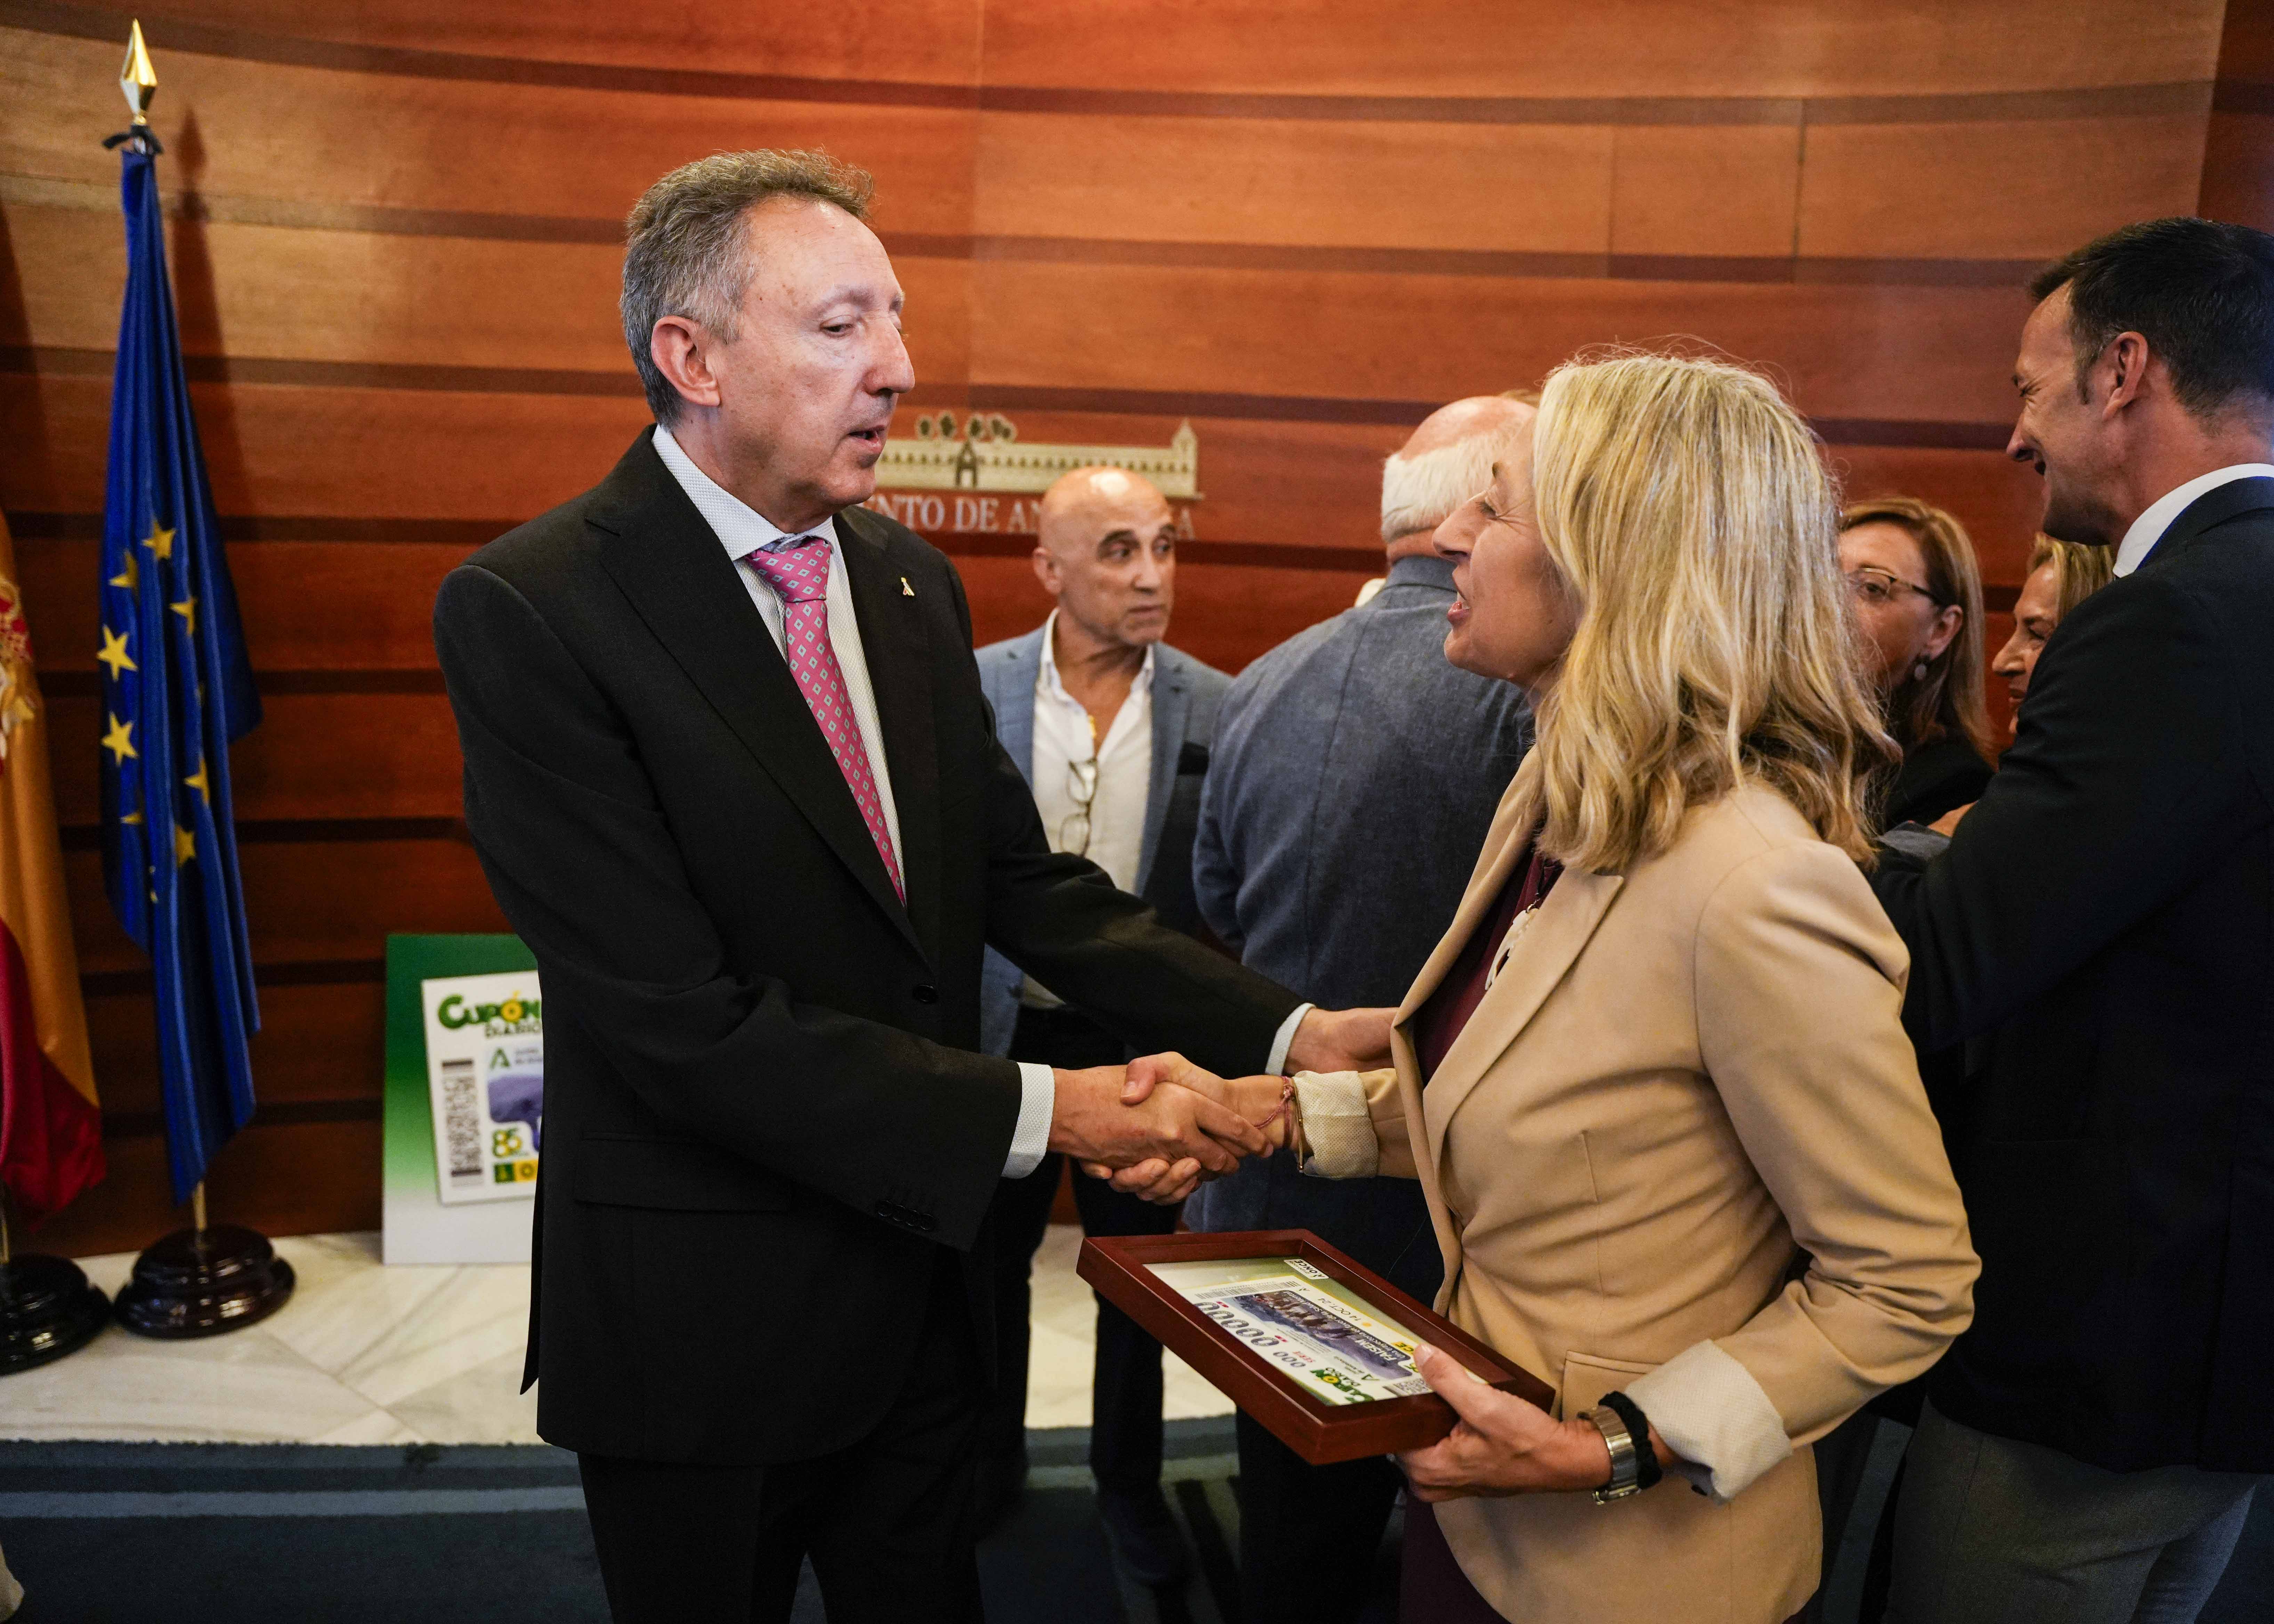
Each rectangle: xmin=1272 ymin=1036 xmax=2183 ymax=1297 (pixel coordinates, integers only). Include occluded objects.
xmin=589 ymin=438 xmax=922 ymax=957
xmin=993 ymin=629 xmax=1044 ymax=784
xmin=1417 ymin=868 xmax=1623 ymax=1164
xmin=2142 ymin=476 xmax=2274 ymax=571
xmin=836 ymin=507 xmax=942 ymax=964
xmin=1137 ymin=648 xmax=1189 ymax=895
xmin=1397 ymin=781 xmax=1538 ymax=1021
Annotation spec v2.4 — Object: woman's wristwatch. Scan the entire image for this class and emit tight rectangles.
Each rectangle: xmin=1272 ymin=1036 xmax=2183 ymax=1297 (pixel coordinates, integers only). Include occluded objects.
xmin=1582 ymin=1391 xmax=1663 ymax=1504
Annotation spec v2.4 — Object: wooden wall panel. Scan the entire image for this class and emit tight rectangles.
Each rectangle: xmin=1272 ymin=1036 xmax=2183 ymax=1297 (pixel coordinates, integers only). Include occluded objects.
xmin=965 ymin=261 xmax=2036 ymax=424
xmin=2199 ymin=0 xmax=2274 ymax=232
xmin=87 ymin=982 xmax=386 ymax=1119
xmin=3 ymin=201 xmax=976 ymax=379
xmin=1609 ymin=126 xmax=1802 ymax=258
xmin=973 ymin=115 xmax=1617 ymax=252
xmin=28 ymin=1120 xmax=383 ymax=1257
xmin=1797 ymin=114 xmax=2212 ymax=259
xmin=0 ymin=0 xmax=2229 ymax=1254
xmin=47 ymin=692 xmax=464 ymax=825
xmin=1 ymin=374 xmax=653 ymax=517
xmin=66 ymin=839 xmax=505 ymax=977
xmin=18 ymin=539 xmax=471 ymax=674
xmin=977 ymin=0 xmax=2224 ymax=98
xmin=1 ymin=28 xmax=981 ymax=235
xmin=88 ymin=0 xmax=988 ymax=82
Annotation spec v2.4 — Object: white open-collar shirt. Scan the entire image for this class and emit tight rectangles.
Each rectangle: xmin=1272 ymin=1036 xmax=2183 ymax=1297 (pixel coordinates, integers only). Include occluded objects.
xmin=652 ymin=425 xmax=1056 ymax=1175
xmin=1021 ymin=610 xmax=1155 ymax=1010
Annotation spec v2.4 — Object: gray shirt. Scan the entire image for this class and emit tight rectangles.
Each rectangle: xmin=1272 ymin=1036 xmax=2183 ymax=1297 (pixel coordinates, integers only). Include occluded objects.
xmin=1186 ymin=554 xmax=1533 ymax=1288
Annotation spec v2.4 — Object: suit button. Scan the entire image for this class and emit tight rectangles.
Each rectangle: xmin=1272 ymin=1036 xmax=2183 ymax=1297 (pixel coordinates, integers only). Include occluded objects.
xmin=912 ymin=984 xmax=939 ymax=1004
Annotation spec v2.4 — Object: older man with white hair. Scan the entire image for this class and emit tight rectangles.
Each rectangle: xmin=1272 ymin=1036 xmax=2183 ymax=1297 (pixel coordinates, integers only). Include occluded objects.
xmin=1188 ymin=394 xmax=1537 ymax=1624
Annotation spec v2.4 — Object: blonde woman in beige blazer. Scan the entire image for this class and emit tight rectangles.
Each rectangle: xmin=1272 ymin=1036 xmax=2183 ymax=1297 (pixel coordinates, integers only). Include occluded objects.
xmin=1114 ymin=354 xmax=1979 ymax=1623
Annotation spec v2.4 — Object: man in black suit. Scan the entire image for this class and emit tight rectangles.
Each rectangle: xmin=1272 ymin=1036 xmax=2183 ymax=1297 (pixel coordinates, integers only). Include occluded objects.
xmin=432 ymin=150 xmax=1386 ymax=1624
xmin=1872 ymin=218 xmax=2274 ymax=1623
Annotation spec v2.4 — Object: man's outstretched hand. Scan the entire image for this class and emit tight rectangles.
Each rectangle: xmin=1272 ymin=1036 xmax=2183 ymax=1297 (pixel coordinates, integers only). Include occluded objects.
xmin=1046 ymin=1065 xmax=1268 ymax=1179
xmin=1286 ymin=1006 xmax=1396 ymax=1074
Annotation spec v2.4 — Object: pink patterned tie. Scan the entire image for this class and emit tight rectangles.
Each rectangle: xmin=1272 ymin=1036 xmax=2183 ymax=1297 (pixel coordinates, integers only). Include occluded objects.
xmin=744 ymin=537 xmax=905 ymax=901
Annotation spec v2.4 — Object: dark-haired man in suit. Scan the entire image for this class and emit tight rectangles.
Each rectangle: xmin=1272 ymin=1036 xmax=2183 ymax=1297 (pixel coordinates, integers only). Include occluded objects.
xmin=1872 ymin=217 xmax=2274 ymax=1624
xmin=432 ymin=148 xmax=1388 ymax=1624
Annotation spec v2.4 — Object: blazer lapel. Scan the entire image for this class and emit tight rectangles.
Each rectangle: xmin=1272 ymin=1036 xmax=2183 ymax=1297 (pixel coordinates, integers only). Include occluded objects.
xmin=992 ymin=629 xmax=1044 ymax=786
xmin=835 ymin=507 xmax=942 ymax=963
xmin=1397 ymin=781 xmax=1540 ymax=1021
xmin=589 ymin=438 xmax=922 ymax=957
xmin=2141 ymin=475 xmax=2274 ymax=571
xmin=1417 ymin=868 xmax=1624 ymax=1163
xmin=1136 ymin=648 xmax=1190 ymax=895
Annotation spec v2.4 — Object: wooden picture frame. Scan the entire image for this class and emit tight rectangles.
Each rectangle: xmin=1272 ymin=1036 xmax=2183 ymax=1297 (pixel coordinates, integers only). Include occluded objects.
xmin=1078 ymin=1229 xmax=1554 ymax=1465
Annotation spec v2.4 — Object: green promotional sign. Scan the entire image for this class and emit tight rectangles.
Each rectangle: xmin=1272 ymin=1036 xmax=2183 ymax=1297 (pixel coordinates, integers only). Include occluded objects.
xmin=381 ymin=933 xmax=542 ymax=1265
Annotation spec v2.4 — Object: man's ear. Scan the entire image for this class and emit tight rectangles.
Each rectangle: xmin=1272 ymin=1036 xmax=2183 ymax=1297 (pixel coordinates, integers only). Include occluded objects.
xmin=2097 ymin=330 xmax=2151 ymax=420
xmin=650 ymin=316 xmax=722 ymax=414
xmin=1030 ymin=546 xmax=1061 ymax=595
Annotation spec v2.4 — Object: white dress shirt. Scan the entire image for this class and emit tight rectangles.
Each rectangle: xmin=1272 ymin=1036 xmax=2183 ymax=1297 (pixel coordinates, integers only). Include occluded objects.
xmin=1021 ymin=611 xmax=1155 ymax=1008
xmin=2112 ymin=463 xmax=2274 ymax=577
xmin=650 ymin=426 xmax=1056 ymax=1175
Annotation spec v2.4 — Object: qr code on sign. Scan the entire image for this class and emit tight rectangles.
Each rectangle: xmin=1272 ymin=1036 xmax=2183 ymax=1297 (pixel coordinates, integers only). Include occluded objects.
xmin=440 ymin=1058 xmax=481 ymax=1179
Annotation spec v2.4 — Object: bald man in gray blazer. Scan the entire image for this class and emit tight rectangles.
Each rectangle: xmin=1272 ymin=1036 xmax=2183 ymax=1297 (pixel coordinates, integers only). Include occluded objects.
xmin=970 ymin=466 xmax=1230 ymax=1585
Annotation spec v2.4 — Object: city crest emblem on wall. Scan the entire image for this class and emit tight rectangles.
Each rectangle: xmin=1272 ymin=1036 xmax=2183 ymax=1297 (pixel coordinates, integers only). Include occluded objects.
xmin=866 ymin=414 xmax=1200 ymax=538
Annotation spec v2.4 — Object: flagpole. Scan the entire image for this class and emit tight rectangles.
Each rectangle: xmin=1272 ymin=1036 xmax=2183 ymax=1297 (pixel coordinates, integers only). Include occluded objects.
xmin=0 ymin=1180 xmax=111 ymax=1373
xmin=98 ymin=20 xmax=294 ymax=1341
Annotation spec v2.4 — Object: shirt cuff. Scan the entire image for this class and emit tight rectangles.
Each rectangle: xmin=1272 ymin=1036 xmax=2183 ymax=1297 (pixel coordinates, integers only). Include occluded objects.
xmin=1623 ymin=1340 xmax=1792 ymax=1502
xmin=1265 ymin=1002 xmax=1314 ymax=1075
xmin=1003 ymin=1061 xmax=1056 ymax=1179
xmin=1292 ymin=1070 xmax=1379 ymax=1179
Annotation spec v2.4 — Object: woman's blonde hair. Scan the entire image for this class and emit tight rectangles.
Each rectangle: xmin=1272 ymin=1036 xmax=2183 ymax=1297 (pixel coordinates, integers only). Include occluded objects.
xmin=1839 ymin=495 xmax=1996 ymax=765
xmin=2025 ymin=533 xmax=2116 ymax=621
xmin=1509 ymin=351 xmax=1896 ymax=871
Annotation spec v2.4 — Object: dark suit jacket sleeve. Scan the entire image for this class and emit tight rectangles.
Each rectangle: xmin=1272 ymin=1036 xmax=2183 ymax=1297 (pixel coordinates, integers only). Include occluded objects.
xmin=1871 ymin=568 xmax=2259 ymax=1053
xmin=436 ymin=563 xmax=1021 ymax=1250
xmin=941 ymin=571 xmax=1302 ymax=1073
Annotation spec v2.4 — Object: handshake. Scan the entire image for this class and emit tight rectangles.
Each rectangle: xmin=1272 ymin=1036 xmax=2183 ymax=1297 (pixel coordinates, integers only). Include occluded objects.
xmin=1043 ymin=1005 xmax=1394 ymax=1205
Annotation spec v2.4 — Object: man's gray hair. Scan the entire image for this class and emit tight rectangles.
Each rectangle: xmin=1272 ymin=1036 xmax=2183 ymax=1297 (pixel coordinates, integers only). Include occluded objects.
xmin=621 ymin=149 xmax=875 ymax=422
xmin=1379 ymin=432 xmax=1510 ymax=545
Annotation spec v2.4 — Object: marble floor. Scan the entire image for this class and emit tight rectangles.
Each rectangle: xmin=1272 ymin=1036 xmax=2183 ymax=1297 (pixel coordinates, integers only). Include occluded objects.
xmin=0 ymin=1227 xmax=1231 ymax=1443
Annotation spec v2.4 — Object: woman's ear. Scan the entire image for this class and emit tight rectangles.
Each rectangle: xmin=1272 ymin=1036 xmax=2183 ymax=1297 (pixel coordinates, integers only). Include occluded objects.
xmin=1920 ymin=603 xmax=1963 ymax=663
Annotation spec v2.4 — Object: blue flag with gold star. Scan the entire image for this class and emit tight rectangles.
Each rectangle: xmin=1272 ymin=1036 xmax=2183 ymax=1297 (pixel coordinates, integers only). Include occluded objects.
xmin=99 ymin=138 xmax=262 ymax=1203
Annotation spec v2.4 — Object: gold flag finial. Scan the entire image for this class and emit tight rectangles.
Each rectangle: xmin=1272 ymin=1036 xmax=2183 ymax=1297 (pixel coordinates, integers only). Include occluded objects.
xmin=119 ymin=20 xmax=157 ymax=126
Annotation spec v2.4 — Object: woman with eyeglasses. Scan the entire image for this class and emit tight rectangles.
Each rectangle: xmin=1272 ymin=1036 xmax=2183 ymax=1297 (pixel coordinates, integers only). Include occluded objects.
xmin=1836 ymin=498 xmax=1996 ymax=828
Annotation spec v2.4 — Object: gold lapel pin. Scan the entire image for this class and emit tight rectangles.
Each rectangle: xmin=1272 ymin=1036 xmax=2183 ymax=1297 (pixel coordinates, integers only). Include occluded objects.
xmin=900 ymin=576 xmax=915 ymax=597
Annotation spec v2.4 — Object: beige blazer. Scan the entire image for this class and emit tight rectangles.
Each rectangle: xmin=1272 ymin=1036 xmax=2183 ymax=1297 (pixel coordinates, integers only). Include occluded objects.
xmin=1295 ymin=782 xmax=1977 ymax=1623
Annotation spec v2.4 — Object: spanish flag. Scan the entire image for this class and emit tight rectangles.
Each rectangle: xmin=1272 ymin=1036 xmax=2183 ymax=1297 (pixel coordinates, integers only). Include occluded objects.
xmin=0 ymin=510 xmax=102 ymax=1224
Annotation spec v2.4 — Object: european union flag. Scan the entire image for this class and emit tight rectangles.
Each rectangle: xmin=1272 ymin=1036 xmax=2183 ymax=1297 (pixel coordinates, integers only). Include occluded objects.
xmin=99 ymin=136 xmax=263 ymax=1204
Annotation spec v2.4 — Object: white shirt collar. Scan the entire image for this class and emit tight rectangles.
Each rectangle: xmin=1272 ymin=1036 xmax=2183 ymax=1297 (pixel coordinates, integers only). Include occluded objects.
xmin=651 ymin=423 xmax=839 ymax=559
xmin=2111 ymin=463 xmax=2274 ymax=577
xmin=1035 ymin=608 xmax=1155 ymax=705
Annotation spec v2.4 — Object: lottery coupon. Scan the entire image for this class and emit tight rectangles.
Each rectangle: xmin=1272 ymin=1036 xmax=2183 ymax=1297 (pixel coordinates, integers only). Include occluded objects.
xmin=420 ymin=969 xmax=544 ymax=1206
xmin=1146 ymin=1257 xmax=1435 ymax=1405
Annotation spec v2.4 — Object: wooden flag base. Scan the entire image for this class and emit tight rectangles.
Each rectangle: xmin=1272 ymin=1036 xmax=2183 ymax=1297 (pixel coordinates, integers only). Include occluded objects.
xmin=114 ymin=1223 xmax=294 ymax=1340
xmin=0 ymin=1253 xmax=111 ymax=1373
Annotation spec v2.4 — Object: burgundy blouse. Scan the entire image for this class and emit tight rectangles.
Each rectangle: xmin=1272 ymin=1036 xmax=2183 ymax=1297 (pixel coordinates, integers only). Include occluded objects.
xmin=1411 ymin=846 xmax=1562 ymax=1083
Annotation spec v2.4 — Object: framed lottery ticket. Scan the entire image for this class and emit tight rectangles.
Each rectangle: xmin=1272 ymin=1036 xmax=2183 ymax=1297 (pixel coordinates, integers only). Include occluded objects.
xmin=1079 ymin=1230 xmax=1553 ymax=1464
